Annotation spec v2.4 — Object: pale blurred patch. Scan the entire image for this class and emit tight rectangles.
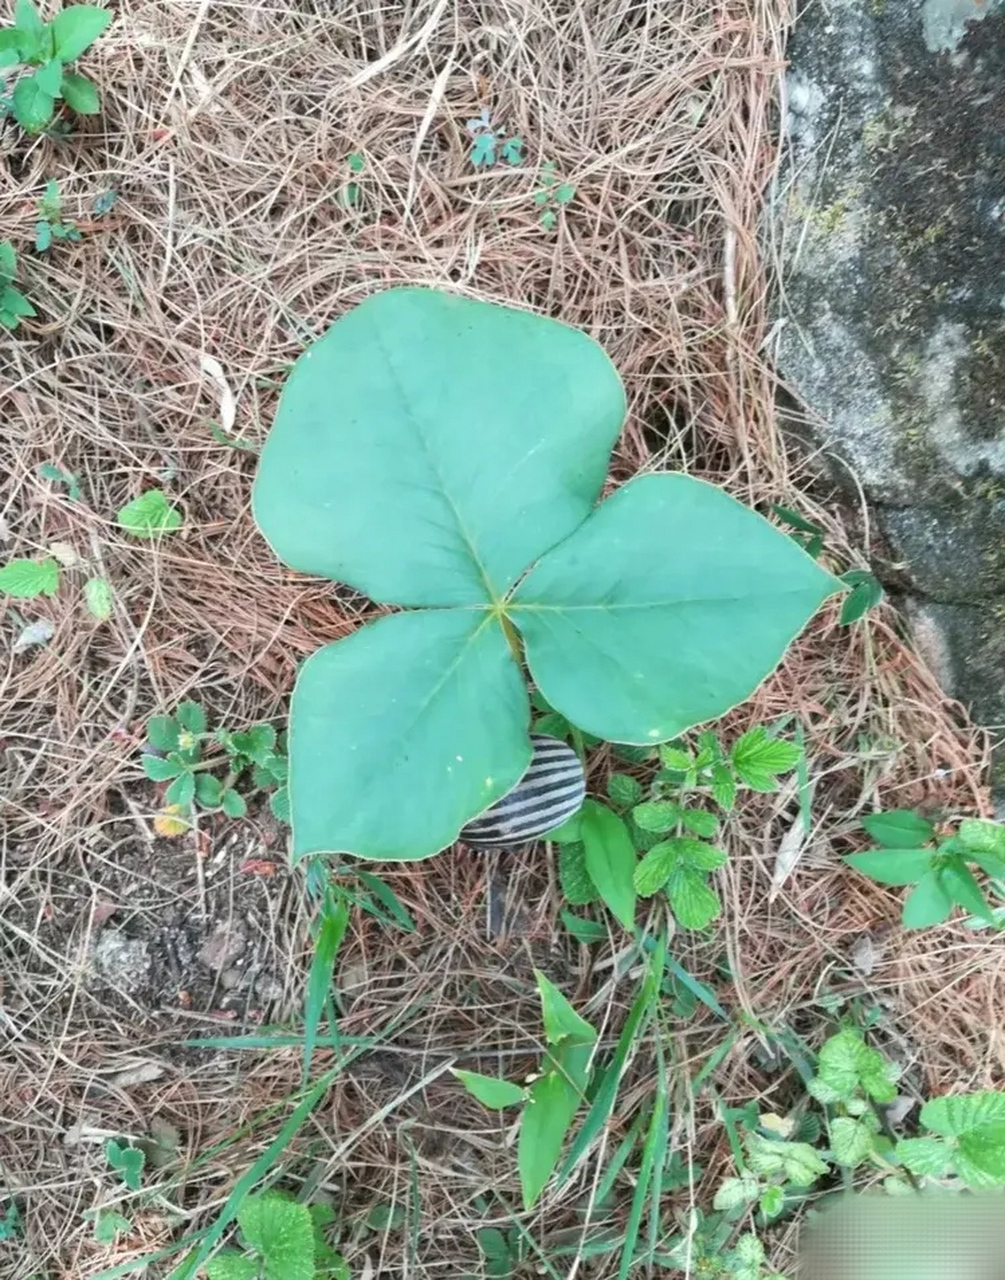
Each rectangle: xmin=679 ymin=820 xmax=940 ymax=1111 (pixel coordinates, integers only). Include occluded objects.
xmin=798 ymin=1193 xmax=1005 ymax=1280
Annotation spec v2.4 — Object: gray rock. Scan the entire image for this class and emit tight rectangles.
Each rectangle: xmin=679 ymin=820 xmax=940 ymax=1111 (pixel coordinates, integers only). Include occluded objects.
xmin=93 ymin=931 xmax=152 ymax=995
xmin=777 ymin=0 xmax=1005 ymax=783
xmin=197 ymin=920 xmax=247 ymax=972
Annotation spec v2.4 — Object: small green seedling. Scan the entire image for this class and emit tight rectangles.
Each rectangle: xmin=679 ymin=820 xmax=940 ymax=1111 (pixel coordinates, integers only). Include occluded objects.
xmin=0 ymin=240 xmax=36 ymax=330
xmin=0 ymin=1 xmax=112 ymax=134
xmin=92 ymin=187 xmax=116 ymax=215
xmin=105 ymin=1139 xmax=145 ymax=1192
xmin=89 ymin=1208 xmax=132 ymax=1243
xmin=40 ymin=460 xmax=83 ymax=500
xmin=534 ymin=160 xmax=575 ymax=230
xmin=35 ymin=179 xmax=81 ymax=251
xmin=454 ymin=971 xmax=598 ymax=1210
xmin=144 ymin=701 xmax=289 ymax=826
xmin=551 ymin=725 xmax=802 ymax=931
xmin=204 ymin=1191 xmax=348 ymax=1280
xmin=465 ymin=108 xmax=523 ymax=168
xmin=117 ymin=489 xmax=182 ymax=537
xmin=843 ymin=812 xmax=1005 ymax=929
xmin=251 ymin=288 xmax=841 ymax=864
xmin=341 ymin=151 xmax=365 ymax=207
xmin=772 ymin=506 xmax=884 ymax=624
xmin=0 ymin=1203 xmax=22 ymax=1242
xmin=0 ymin=550 xmax=111 ymax=622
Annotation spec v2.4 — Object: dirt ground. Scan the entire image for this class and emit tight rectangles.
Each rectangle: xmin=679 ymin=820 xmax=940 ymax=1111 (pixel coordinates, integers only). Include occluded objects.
xmin=1 ymin=1 xmax=1002 ymax=1278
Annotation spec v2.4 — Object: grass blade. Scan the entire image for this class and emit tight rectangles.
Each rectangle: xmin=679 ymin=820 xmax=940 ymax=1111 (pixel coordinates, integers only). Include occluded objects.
xmin=304 ymin=890 xmax=349 ymax=1077
xmin=617 ymin=1047 xmax=669 ymax=1280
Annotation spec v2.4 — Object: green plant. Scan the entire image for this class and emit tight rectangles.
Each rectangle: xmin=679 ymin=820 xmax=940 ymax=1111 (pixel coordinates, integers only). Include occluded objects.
xmin=454 ymin=970 xmax=598 ymax=1209
xmin=35 ymin=178 xmax=80 ymax=250
xmin=340 ymin=152 xmax=365 ymax=207
xmin=40 ymin=460 xmax=83 ymax=499
xmin=105 ymin=1138 xmax=145 ymax=1192
xmin=251 ymin=288 xmax=840 ymax=864
xmin=143 ymin=701 xmax=289 ymax=826
xmin=534 ymin=160 xmax=575 ymax=230
xmin=117 ymin=488 xmax=183 ymax=537
xmin=465 ymin=108 xmax=523 ymax=167
xmin=88 ymin=1208 xmax=132 ymax=1243
xmin=0 ymin=1202 xmax=22 ymax=1242
xmin=550 ymin=725 xmax=802 ymax=931
xmin=0 ymin=240 xmax=36 ymax=330
xmin=0 ymin=1 xmax=111 ymax=133
xmin=203 ymin=1191 xmax=347 ymax=1280
xmin=0 ymin=549 xmax=112 ymax=621
xmin=843 ymin=811 xmax=1005 ymax=929
xmin=771 ymin=505 xmax=884 ymax=624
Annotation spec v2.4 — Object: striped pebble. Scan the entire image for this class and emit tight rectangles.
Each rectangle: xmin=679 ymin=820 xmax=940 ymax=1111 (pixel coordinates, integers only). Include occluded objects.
xmin=460 ymin=734 xmax=586 ymax=849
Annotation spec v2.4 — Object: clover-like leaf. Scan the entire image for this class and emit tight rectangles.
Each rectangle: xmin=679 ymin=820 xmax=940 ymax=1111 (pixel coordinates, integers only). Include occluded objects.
xmin=252 ymin=289 xmax=841 ymax=863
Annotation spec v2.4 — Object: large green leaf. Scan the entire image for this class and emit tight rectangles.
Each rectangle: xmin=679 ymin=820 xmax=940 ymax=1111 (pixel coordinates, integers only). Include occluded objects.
xmin=289 ymin=608 xmax=531 ymax=861
xmin=253 ymin=288 xmax=625 ymax=607
xmin=512 ymin=474 xmax=840 ymax=743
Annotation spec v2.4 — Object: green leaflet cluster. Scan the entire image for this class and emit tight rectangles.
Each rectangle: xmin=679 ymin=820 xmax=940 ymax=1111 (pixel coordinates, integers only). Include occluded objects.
xmin=252 ymin=287 xmax=840 ymax=863
xmin=844 ymin=811 xmax=1005 ymax=928
xmin=0 ymin=1 xmax=110 ymax=133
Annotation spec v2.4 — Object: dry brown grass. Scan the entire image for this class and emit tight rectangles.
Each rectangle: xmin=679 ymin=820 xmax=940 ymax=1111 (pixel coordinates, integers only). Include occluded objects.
xmin=0 ymin=0 xmax=999 ymax=1277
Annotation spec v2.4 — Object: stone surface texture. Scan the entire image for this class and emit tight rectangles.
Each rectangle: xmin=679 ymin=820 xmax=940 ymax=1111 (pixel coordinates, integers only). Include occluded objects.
xmin=778 ymin=0 xmax=1005 ymax=786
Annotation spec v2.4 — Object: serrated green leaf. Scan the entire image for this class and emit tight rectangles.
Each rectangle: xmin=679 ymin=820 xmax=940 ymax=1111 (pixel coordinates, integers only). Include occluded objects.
xmin=829 ymin=1116 xmax=876 ymax=1167
xmin=238 ymin=1194 xmax=314 ymax=1280
xmin=105 ymin=1138 xmax=145 ymax=1191
xmin=861 ymin=809 xmax=935 ymax=849
xmin=667 ymin=867 xmax=720 ymax=929
xmin=814 ymin=1028 xmax=898 ymax=1104
xmin=195 ymin=774 xmax=224 ymax=807
xmin=607 ymin=772 xmax=643 ymax=807
xmin=744 ymin=1132 xmax=828 ymax=1187
xmin=61 ymin=69 xmax=99 ymax=112
xmin=175 ymin=701 xmax=207 ymax=734
xmin=83 ymin=576 xmax=113 ymax=620
xmin=729 ymin=727 xmax=802 ymax=791
xmin=0 ymin=557 xmax=59 ymax=598
xmin=147 ymin=716 xmax=179 ymax=751
xmin=759 ymin=1184 xmax=784 ymax=1219
xmin=712 ymin=1175 xmax=759 ymax=1211
xmin=579 ymin=800 xmax=637 ymax=927
xmin=895 ymin=1136 xmax=953 ymax=1178
xmin=51 ymin=4 xmax=112 ymax=61
xmin=559 ymin=842 xmax=598 ymax=904
xmin=269 ymin=786 xmax=291 ymax=823
xmin=843 ymin=848 xmax=933 ymax=886
xmin=633 ymin=841 xmax=677 ymax=896
xmin=221 ymin=789 xmax=246 ymax=819
xmin=957 ymin=818 xmax=1005 ymax=859
xmin=681 ymin=808 xmax=718 ymax=837
xmin=658 ymin=744 xmax=692 ymax=770
xmin=205 ymin=1252 xmax=259 ymax=1280
xmin=92 ymin=1209 xmax=132 ymax=1243
xmin=453 ymin=1070 xmax=526 ymax=1109
xmin=921 ymin=1091 xmax=1005 ymax=1139
xmin=711 ymin=762 xmax=737 ymax=811
xmin=902 ymin=870 xmax=953 ymax=928
xmin=631 ymin=800 xmax=680 ymax=833
xmin=166 ymin=771 xmax=196 ymax=808
xmin=143 ymin=754 xmax=184 ymax=782
xmin=117 ymin=489 xmax=182 ymax=537
xmin=229 ymin=723 xmax=277 ymax=764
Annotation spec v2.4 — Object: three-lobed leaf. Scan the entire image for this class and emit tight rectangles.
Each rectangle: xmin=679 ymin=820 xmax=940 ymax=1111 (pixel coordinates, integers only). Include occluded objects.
xmin=251 ymin=289 xmax=841 ymax=863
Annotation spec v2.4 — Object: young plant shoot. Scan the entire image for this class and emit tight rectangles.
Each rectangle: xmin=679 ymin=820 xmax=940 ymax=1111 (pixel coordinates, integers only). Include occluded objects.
xmin=252 ymin=288 xmax=841 ymax=863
